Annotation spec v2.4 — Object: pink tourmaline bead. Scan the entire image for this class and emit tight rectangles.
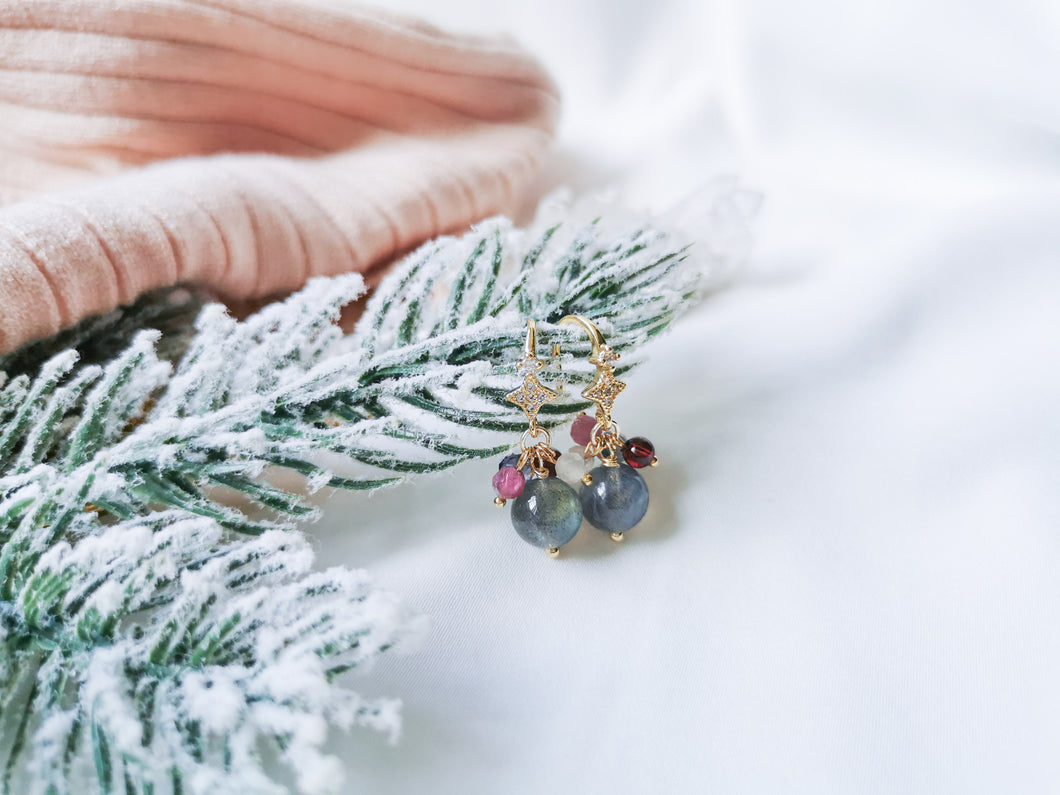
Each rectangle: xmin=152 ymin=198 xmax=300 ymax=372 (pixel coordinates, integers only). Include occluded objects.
xmin=492 ymin=466 xmax=526 ymax=499
xmin=571 ymin=414 xmax=596 ymax=447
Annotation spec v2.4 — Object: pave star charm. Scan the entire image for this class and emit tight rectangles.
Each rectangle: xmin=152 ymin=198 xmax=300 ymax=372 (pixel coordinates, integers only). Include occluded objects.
xmin=506 ymin=354 xmax=558 ymax=425
xmin=582 ymin=370 xmax=625 ymax=416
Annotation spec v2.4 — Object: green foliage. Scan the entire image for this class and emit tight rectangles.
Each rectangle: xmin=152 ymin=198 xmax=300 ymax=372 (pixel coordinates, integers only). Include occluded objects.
xmin=0 ymin=189 xmax=753 ymax=793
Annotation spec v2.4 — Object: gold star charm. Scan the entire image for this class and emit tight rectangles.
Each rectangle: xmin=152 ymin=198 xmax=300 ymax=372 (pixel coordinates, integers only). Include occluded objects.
xmin=582 ymin=369 xmax=626 ymax=423
xmin=507 ymin=355 xmax=558 ymax=425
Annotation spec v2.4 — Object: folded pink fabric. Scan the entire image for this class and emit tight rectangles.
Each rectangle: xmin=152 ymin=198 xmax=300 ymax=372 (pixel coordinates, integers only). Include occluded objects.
xmin=0 ymin=0 xmax=559 ymax=352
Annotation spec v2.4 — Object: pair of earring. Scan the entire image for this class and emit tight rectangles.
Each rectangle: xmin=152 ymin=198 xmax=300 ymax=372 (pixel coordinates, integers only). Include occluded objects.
xmin=492 ymin=315 xmax=658 ymax=558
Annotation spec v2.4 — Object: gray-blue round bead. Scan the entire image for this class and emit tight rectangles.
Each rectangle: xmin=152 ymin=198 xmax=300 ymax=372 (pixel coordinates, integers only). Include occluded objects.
xmin=511 ymin=478 xmax=582 ymax=549
xmin=580 ymin=464 xmax=649 ymax=533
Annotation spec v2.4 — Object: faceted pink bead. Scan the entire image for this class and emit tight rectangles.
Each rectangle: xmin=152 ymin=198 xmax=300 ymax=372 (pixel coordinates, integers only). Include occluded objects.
xmin=570 ymin=414 xmax=596 ymax=447
xmin=492 ymin=466 xmax=526 ymax=499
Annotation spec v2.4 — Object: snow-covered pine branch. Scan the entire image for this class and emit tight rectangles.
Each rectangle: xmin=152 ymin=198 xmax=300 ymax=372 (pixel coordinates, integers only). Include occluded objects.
xmin=0 ymin=185 xmax=758 ymax=794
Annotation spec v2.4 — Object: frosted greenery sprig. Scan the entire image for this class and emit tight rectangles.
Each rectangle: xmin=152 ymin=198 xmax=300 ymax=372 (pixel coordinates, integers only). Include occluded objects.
xmin=0 ymin=186 xmax=757 ymax=793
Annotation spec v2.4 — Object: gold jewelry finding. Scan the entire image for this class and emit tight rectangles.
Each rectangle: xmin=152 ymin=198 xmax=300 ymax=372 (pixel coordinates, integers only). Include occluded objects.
xmin=506 ymin=319 xmax=561 ymax=477
xmin=495 ymin=319 xmax=584 ymax=558
xmin=558 ymin=314 xmax=626 ymax=462
xmin=556 ymin=315 xmax=658 ymax=543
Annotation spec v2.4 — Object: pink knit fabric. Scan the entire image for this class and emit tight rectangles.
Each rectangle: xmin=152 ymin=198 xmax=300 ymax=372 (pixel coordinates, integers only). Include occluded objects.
xmin=0 ymin=0 xmax=559 ymax=352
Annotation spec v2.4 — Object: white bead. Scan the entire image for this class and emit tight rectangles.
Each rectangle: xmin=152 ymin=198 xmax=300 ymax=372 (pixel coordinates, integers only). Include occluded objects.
xmin=555 ymin=446 xmax=589 ymax=485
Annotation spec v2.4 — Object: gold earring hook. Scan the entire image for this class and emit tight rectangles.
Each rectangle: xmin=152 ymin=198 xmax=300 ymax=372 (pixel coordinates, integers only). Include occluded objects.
xmin=524 ymin=317 xmax=538 ymax=358
xmin=558 ymin=314 xmax=607 ymax=364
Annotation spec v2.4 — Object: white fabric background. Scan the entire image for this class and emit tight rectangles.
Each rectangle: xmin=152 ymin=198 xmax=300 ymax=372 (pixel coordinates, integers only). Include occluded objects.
xmin=315 ymin=1 xmax=1060 ymax=792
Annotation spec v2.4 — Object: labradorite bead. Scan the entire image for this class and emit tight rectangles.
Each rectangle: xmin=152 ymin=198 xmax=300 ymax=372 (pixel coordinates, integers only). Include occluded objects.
xmin=580 ymin=464 xmax=649 ymax=533
xmin=511 ymin=478 xmax=582 ymax=549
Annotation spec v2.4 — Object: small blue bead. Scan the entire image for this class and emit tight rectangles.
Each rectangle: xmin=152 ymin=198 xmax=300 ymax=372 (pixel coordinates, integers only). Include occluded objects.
xmin=511 ymin=478 xmax=582 ymax=549
xmin=499 ymin=452 xmax=533 ymax=477
xmin=580 ymin=464 xmax=649 ymax=533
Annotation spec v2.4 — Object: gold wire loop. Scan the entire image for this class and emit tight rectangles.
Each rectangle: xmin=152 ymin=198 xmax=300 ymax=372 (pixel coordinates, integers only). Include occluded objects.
xmin=590 ymin=420 xmax=622 ymax=448
xmin=518 ymin=426 xmax=559 ymax=476
xmin=520 ymin=426 xmax=552 ymax=449
xmin=590 ymin=419 xmax=620 ymax=439
xmin=587 ymin=419 xmax=624 ymax=463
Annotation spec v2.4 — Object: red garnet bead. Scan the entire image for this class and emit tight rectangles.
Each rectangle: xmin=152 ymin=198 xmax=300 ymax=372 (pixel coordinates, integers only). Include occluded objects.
xmin=622 ymin=437 xmax=655 ymax=468
xmin=571 ymin=414 xmax=596 ymax=447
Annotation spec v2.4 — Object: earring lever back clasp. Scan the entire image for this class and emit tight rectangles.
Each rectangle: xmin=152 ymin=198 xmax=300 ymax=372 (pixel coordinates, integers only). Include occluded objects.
xmin=558 ymin=314 xmax=626 ymax=462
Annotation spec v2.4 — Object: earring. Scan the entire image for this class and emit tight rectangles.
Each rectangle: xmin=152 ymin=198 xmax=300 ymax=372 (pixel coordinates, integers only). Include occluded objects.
xmin=558 ymin=315 xmax=656 ymax=543
xmin=493 ymin=319 xmax=583 ymax=558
